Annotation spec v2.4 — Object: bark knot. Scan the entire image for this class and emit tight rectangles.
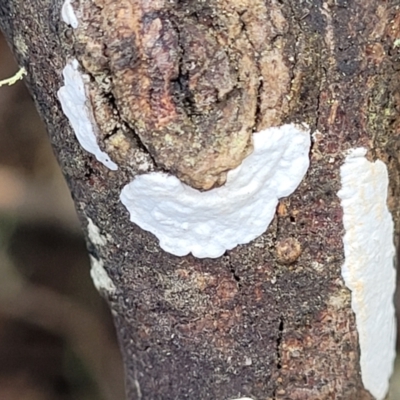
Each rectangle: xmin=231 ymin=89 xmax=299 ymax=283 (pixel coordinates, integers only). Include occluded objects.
xmin=72 ymin=0 xmax=292 ymax=189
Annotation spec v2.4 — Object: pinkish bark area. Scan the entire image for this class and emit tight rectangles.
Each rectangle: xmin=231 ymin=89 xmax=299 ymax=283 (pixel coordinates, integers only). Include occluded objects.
xmin=1 ymin=0 xmax=400 ymax=399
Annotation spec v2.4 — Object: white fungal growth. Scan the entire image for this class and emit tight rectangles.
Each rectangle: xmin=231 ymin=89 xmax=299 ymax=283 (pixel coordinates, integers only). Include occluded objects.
xmin=338 ymin=148 xmax=396 ymax=400
xmin=57 ymin=59 xmax=118 ymax=171
xmin=87 ymin=219 xmax=115 ymax=293
xmin=61 ymin=0 xmax=78 ymax=28
xmin=87 ymin=218 xmax=107 ymax=246
xmin=120 ymin=123 xmax=310 ymax=258
xmin=90 ymin=256 xmax=116 ymax=294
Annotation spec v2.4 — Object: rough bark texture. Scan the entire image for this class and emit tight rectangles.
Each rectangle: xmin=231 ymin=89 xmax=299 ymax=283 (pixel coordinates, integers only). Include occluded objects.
xmin=1 ymin=0 xmax=400 ymax=399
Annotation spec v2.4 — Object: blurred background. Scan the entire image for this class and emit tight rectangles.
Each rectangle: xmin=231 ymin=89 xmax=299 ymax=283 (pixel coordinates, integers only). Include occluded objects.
xmin=0 ymin=30 xmax=399 ymax=400
xmin=0 ymin=33 xmax=124 ymax=400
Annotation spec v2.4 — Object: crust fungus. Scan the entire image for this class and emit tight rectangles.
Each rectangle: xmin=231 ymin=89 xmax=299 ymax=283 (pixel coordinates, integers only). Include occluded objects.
xmin=121 ymin=124 xmax=310 ymax=258
xmin=61 ymin=0 xmax=78 ymax=28
xmin=57 ymin=60 xmax=118 ymax=171
xmin=338 ymin=148 xmax=396 ymax=400
xmin=90 ymin=256 xmax=116 ymax=294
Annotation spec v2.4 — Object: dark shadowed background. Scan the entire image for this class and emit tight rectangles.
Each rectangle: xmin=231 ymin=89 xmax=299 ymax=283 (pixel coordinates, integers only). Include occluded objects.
xmin=0 ymin=31 xmax=399 ymax=400
xmin=0 ymin=32 xmax=124 ymax=400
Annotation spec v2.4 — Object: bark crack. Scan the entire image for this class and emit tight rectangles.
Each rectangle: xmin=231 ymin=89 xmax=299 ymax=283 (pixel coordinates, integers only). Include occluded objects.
xmin=100 ymin=88 xmax=159 ymax=170
xmin=227 ymin=256 xmax=242 ymax=290
xmin=237 ymin=11 xmax=261 ymax=131
xmin=169 ymin=17 xmax=197 ymax=120
xmin=229 ymin=263 xmax=242 ymax=289
xmin=315 ymin=65 xmax=326 ymax=132
xmin=272 ymin=316 xmax=284 ymax=399
xmin=276 ymin=317 xmax=284 ymax=370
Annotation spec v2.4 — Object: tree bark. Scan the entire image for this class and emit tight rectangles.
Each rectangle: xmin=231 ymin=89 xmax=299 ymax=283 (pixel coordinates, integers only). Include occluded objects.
xmin=1 ymin=0 xmax=399 ymax=399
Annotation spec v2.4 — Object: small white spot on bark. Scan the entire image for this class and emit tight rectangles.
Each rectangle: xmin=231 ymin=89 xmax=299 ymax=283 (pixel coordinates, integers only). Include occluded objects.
xmin=338 ymin=148 xmax=396 ymax=400
xmin=230 ymin=398 xmax=255 ymax=400
xmin=57 ymin=59 xmax=118 ymax=170
xmin=87 ymin=218 xmax=107 ymax=246
xmin=90 ymin=256 xmax=116 ymax=294
xmin=244 ymin=356 xmax=252 ymax=366
xmin=61 ymin=0 xmax=78 ymax=28
xmin=133 ymin=377 xmax=142 ymax=400
xmin=120 ymin=123 xmax=310 ymax=258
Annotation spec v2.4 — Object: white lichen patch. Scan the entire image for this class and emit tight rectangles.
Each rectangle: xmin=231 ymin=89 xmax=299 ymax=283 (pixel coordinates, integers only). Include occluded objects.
xmin=338 ymin=148 xmax=396 ymax=400
xmin=61 ymin=0 xmax=78 ymax=28
xmin=87 ymin=217 xmax=108 ymax=246
xmin=57 ymin=59 xmax=118 ymax=170
xmin=90 ymin=256 xmax=116 ymax=294
xmin=120 ymin=124 xmax=310 ymax=258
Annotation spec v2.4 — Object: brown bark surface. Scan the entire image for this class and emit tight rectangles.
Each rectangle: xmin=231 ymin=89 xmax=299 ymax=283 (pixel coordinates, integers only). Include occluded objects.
xmin=1 ymin=0 xmax=400 ymax=399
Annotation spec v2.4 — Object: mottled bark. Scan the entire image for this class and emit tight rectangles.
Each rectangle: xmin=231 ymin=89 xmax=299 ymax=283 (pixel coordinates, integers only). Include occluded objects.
xmin=1 ymin=0 xmax=399 ymax=399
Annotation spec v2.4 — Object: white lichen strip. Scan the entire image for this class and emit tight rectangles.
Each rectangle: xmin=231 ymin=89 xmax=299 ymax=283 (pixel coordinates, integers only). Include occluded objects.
xmin=120 ymin=123 xmax=310 ymax=258
xmin=57 ymin=60 xmax=118 ymax=170
xmin=61 ymin=0 xmax=79 ymax=28
xmin=338 ymin=148 xmax=396 ymax=400
xmin=90 ymin=256 xmax=116 ymax=294
xmin=87 ymin=217 xmax=107 ymax=246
